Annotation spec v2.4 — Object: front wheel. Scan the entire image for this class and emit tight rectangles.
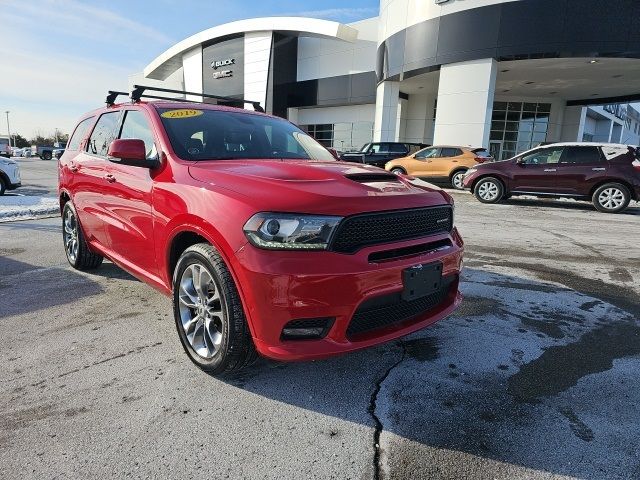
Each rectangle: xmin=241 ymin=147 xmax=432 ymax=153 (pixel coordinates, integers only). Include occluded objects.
xmin=173 ymin=243 xmax=257 ymax=374
xmin=0 ymin=177 xmax=5 ymax=196
xmin=474 ymin=177 xmax=504 ymax=203
xmin=450 ymin=170 xmax=467 ymax=190
xmin=42 ymin=152 xmax=52 ymax=160
xmin=390 ymin=167 xmax=406 ymax=175
xmin=592 ymin=183 xmax=630 ymax=213
xmin=62 ymin=202 xmax=103 ymax=270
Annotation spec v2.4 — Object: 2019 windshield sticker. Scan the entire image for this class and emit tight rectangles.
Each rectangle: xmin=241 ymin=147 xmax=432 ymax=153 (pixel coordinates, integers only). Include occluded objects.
xmin=161 ymin=109 xmax=204 ymax=119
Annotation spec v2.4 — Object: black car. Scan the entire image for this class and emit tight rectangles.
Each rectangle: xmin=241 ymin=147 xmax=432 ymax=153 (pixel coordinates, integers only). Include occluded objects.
xmin=340 ymin=142 xmax=428 ymax=168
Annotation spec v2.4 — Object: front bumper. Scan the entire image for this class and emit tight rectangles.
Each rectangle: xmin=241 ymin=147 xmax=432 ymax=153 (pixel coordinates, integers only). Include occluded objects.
xmin=233 ymin=228 xmax=464 ymax=361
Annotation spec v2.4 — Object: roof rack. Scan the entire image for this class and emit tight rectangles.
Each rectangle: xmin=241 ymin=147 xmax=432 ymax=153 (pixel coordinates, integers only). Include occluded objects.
xmin=106 ymin=86 xmax=265 ymax=113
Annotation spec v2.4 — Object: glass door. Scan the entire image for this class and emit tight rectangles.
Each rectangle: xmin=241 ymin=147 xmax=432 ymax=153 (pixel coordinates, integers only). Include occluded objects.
xmin=489 ymin=141 xmax=502 ymax=160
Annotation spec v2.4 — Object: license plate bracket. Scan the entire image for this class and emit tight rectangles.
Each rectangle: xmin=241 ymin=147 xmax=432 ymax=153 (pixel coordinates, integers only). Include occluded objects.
xmin=402 ymin=262 xmax=443 ymax=301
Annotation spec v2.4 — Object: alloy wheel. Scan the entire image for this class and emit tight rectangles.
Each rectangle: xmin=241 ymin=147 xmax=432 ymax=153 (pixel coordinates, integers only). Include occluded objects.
xmin=63 ymin=208 xmax=79 ymax=263
xmin=178 ymin=263 xmax=225 ymax=359
xmin=598 ymin=187 xmax=625 ymax=210
xmin=452 ymin=172 xmax=465 ymax=189
xmin=478 ymin=181 xmax=499 ymax=201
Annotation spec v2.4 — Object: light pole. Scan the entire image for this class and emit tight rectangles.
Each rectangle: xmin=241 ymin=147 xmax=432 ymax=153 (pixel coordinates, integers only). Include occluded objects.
xmin=5 ymin=111 xmax=11 ymax=149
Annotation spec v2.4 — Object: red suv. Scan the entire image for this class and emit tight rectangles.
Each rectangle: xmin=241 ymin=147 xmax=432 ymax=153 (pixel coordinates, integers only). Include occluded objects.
xmin=58 ymin=90 xmax=463 ymax=374
xmin=463 ymin=143 xmax=640 ymax=213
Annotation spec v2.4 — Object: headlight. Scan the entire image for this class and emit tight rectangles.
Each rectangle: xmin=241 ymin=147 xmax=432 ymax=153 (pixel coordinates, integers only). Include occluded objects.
xmin=243 ymin=213 xmax=343 ymax=250
xmin=465 ymin=168 xmax=477 ymax=175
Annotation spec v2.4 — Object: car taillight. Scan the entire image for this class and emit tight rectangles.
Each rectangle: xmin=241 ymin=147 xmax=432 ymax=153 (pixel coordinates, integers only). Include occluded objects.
xmin=474 ymin=156 xmax=487 ymax=163
xmin=633 ymin=159 xmax=640 ymax=171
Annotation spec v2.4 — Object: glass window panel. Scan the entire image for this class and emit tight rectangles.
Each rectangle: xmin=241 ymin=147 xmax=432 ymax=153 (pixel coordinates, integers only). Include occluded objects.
xmin=519 ymin=120 xmax=534 ymax=132
xmin=517 ymin=130 xmax=532 ymax=142
xmin=504 ymin=131 xmax=518 ymax=141
xmin=507 ymin=111 xmax=520 ymax=121
xmin=490 ymin=130 xmax=504 ymax=140
xmin=533 ymin=122 xmax=548 ymax=133
xmin=491 ymin=120 xmax=505 ymax=130
xmin=493 ymin=102 xmax=507 ymax=111
xmin=523 ymin=103 xmax=537 ymax=112
xmin=535 ymin=115 xmax=549 ymax=124
xmin=517 ymin=141 xmax=532 ymax=152
xmin=505 ymin=121 xmax=520 ymax=132
xmin=502 ymin=150 xmax=515 ymax=160
xmin=507 ymin=102 xmax=522 ymax=111
xmin=521 ymin=111 xmax=536 ymax=121
xmin=537 ymin=103 xmax=551 ymax=113
xmin=492 ymin=110 xmax=506 ymax=120
xmin=504 ymin=142 xmax=517 ymax=151
xmin=532 ymin=131 xmax=547 ymax=143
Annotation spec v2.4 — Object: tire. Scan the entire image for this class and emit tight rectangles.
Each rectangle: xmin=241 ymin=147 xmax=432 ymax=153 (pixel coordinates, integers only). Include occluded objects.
xmin=390 ymin=167 xmax=406 ymax=175
xmin=43 ymin=152 xmax=52 ymax=160
xmin=592 ymin=183 xmax=631 ymax=213
xmin=62 ymin=202 xmax=103 ymax=270
xmin=450 ymin=170 xmax=467 ymax=190
xmin=474 ymin=177 xmax=504 ymax=204
xmin=173 ymin=243 xmax=257 ymax=375
xmin=0 ymin=177 xmax=5 ymax=196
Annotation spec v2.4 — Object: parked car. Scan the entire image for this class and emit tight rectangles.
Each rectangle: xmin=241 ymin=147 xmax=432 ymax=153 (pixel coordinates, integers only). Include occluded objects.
xmin=340 ymin=142 xmax=428 ymax=168
xmin=58 ymin=94 xmax=463 ymax=375
xmin=385 ymin=145 xmax=492 ymax=189
xmin=11 ymin=147 xmax=24 ymax=157
xmin=0 ymin=137 xmax=11 ymax=158
xmin=38 ymin=143 xmax=66 ymax=160
xmin=0 ymin=157 xmax=22 ymax=195
xmin=463 ymin=142 xmax=640 ymax=213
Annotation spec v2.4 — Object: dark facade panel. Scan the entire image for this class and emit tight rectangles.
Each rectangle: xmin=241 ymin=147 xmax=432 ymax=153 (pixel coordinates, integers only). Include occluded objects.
xmin=377 ymin=0 xmax=640 ymax=83
xmin=202 ymin=35 xmax=245 ymax=100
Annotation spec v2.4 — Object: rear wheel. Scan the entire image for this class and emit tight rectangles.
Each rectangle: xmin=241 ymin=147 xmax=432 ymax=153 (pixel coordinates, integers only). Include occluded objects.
xmin=62 ymin=202 xmax=103 ymax=270
xmin=0 ymin=177 xmax=5 ymax=196
xmin=474 ymin=177 xmax=504 ymax=203
xmin=390 ymin=167 xmax=406 ymax=175
xmin=43 ymin=152 xmax=52 ymax=160
xmin=592 ymin=183 xmax=630 ymax=213
xmin=173 ymin=243 xmax=257 ymax=375
xmin=450 ymin=170 xmax=467 ymax=190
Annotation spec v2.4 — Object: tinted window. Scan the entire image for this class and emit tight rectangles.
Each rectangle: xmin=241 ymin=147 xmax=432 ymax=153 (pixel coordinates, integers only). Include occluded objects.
xmin=119 ymin=110 xmax=157 ymax=159
xmin=67 ymin=117 xmax=95 ymax=151
xmin=521 ymin=147 xmax=564 ymax=165
xmin=388 ymin=143 xmax=408 ymax=154
xmin=87 ymin=112 xmax=120 ymax=157
xmin=158 ymin=108 xmax=334 ymax=162
xmin=441 ymin=147 xmax=463 ymax=157
xmin=415 ymin=147 xmax=439 ymax=159
xmin=561 ymin=146 xmax=603 ymax=164
xmin=371 ymin=144 xmax=389 ymax=154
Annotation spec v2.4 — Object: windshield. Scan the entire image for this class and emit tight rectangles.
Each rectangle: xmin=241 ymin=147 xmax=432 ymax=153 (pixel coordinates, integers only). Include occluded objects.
xmin=158 ymin=108 xmax=335 ymax=162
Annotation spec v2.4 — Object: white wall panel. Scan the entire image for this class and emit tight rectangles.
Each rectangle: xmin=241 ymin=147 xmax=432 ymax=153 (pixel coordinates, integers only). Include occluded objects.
xmin=243 ymin=32 xmax=272 ymax=107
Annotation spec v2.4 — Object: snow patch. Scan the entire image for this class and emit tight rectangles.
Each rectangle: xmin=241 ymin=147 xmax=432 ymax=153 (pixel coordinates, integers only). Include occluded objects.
xmin=0 ymin=195 xmax=59 ymax=222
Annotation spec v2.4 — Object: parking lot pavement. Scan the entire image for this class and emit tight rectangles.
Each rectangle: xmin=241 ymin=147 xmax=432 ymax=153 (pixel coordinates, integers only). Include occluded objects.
xmin=9 ymin=156 xmax=60 ymax=197
xmin=1 ymin=194 xmax=639 ymax=479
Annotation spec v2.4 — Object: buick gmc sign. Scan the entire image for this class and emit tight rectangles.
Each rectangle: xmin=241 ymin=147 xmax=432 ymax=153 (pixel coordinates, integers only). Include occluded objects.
xmin=202 ymin=37 xmax=244 ymax=97
xmin=211 ymin=58 xmax=235 ymax=70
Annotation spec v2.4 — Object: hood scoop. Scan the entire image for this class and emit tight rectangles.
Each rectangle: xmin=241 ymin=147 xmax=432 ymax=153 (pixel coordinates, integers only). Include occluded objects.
xmin=344 ymin=173 xmax=399 ymax=184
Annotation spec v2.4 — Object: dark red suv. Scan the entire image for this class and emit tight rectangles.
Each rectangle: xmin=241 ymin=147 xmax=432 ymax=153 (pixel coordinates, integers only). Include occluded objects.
xmin=463 ymin=143 xmax=640 ymax=213
xmin=58 ymin=89 xmax=463 ymax=374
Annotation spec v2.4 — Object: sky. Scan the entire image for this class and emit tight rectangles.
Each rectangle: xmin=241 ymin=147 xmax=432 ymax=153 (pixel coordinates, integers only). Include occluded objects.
xmin=0 ymin=0 xmax=379 ymax=139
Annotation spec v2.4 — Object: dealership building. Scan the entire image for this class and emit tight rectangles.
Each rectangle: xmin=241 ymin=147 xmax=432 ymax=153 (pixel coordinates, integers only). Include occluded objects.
xmin=131 ymin=0 xmax=640 ymax=159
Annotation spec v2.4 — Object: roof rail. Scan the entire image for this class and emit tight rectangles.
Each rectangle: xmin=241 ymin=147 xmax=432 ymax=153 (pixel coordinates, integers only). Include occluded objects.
xmin=106 ymin=90 xmax=129 ymax=106
xmin=130 ymin=85 xmax=265 ymax=112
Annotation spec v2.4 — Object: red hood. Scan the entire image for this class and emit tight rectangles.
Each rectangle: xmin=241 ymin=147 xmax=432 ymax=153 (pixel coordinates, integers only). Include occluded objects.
xmin=188 ymin=159 xmax=451 ymax=216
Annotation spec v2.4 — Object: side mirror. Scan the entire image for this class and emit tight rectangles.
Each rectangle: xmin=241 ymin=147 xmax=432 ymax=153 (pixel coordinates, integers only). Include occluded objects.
xmin=107 ymin=139 xmax=157 ymax=168
xmin=515 ymin=157 xmax=524 ymax=165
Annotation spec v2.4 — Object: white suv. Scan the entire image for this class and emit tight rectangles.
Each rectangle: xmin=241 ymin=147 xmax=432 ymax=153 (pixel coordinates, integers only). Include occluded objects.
xmin=0 ymin=157 xmax=21 ymax=195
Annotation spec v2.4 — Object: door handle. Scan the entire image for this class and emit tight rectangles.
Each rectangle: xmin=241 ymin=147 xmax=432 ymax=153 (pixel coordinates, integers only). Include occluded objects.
xmin=69 ymin=163 xmax=79 ymax=172
xmin=592 ymin=167 xmax=606 ymax=171
xmin=104 ymin=174 xmax=116 ymax=183
xmin=544 ymin=168 xmax=557 ymax=172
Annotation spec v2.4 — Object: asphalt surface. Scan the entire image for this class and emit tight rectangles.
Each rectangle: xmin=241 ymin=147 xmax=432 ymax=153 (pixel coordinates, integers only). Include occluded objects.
xmin=9 ymin=156 xmax=59 ymax=197
xmin=1 ymin=182 xmax=639 ymax=478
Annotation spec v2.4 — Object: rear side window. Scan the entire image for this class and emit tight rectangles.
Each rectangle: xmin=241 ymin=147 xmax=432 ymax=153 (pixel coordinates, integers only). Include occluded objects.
xmin=441 ymin=148 xmax=463 ymax=157
xmin=67 ymin=117 xmax=95 ymax=151
xmin=387 ymin=143 xmax=408 ymax=154
xmin=561 ymin=146 xmax=603 ymax=164
xmin=87 ymin=112 xmax=120 ymax=157
xmin=119 ymin=110 xmax=157 ymax=159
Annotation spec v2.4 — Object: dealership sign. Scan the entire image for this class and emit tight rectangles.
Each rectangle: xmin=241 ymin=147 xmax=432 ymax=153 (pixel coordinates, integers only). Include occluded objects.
xmin=210 ymin=58 xmax=235 ymax=79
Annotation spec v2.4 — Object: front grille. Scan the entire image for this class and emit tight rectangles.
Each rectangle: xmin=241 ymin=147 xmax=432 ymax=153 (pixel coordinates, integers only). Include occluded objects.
xmin=330 ymin=206 xmax=453 ymax=254
xmin=346 ymin=276 xmax=454 ymax=338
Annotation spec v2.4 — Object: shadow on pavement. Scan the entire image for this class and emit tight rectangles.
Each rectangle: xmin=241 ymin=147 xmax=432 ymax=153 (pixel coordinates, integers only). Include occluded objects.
xmin=212 ymin=267 xmax=640 ymax=479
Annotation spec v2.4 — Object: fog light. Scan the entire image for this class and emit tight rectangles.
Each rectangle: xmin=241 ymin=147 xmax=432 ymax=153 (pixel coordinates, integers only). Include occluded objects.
xmin=281 ymin=317 xmax=335 ymax=340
